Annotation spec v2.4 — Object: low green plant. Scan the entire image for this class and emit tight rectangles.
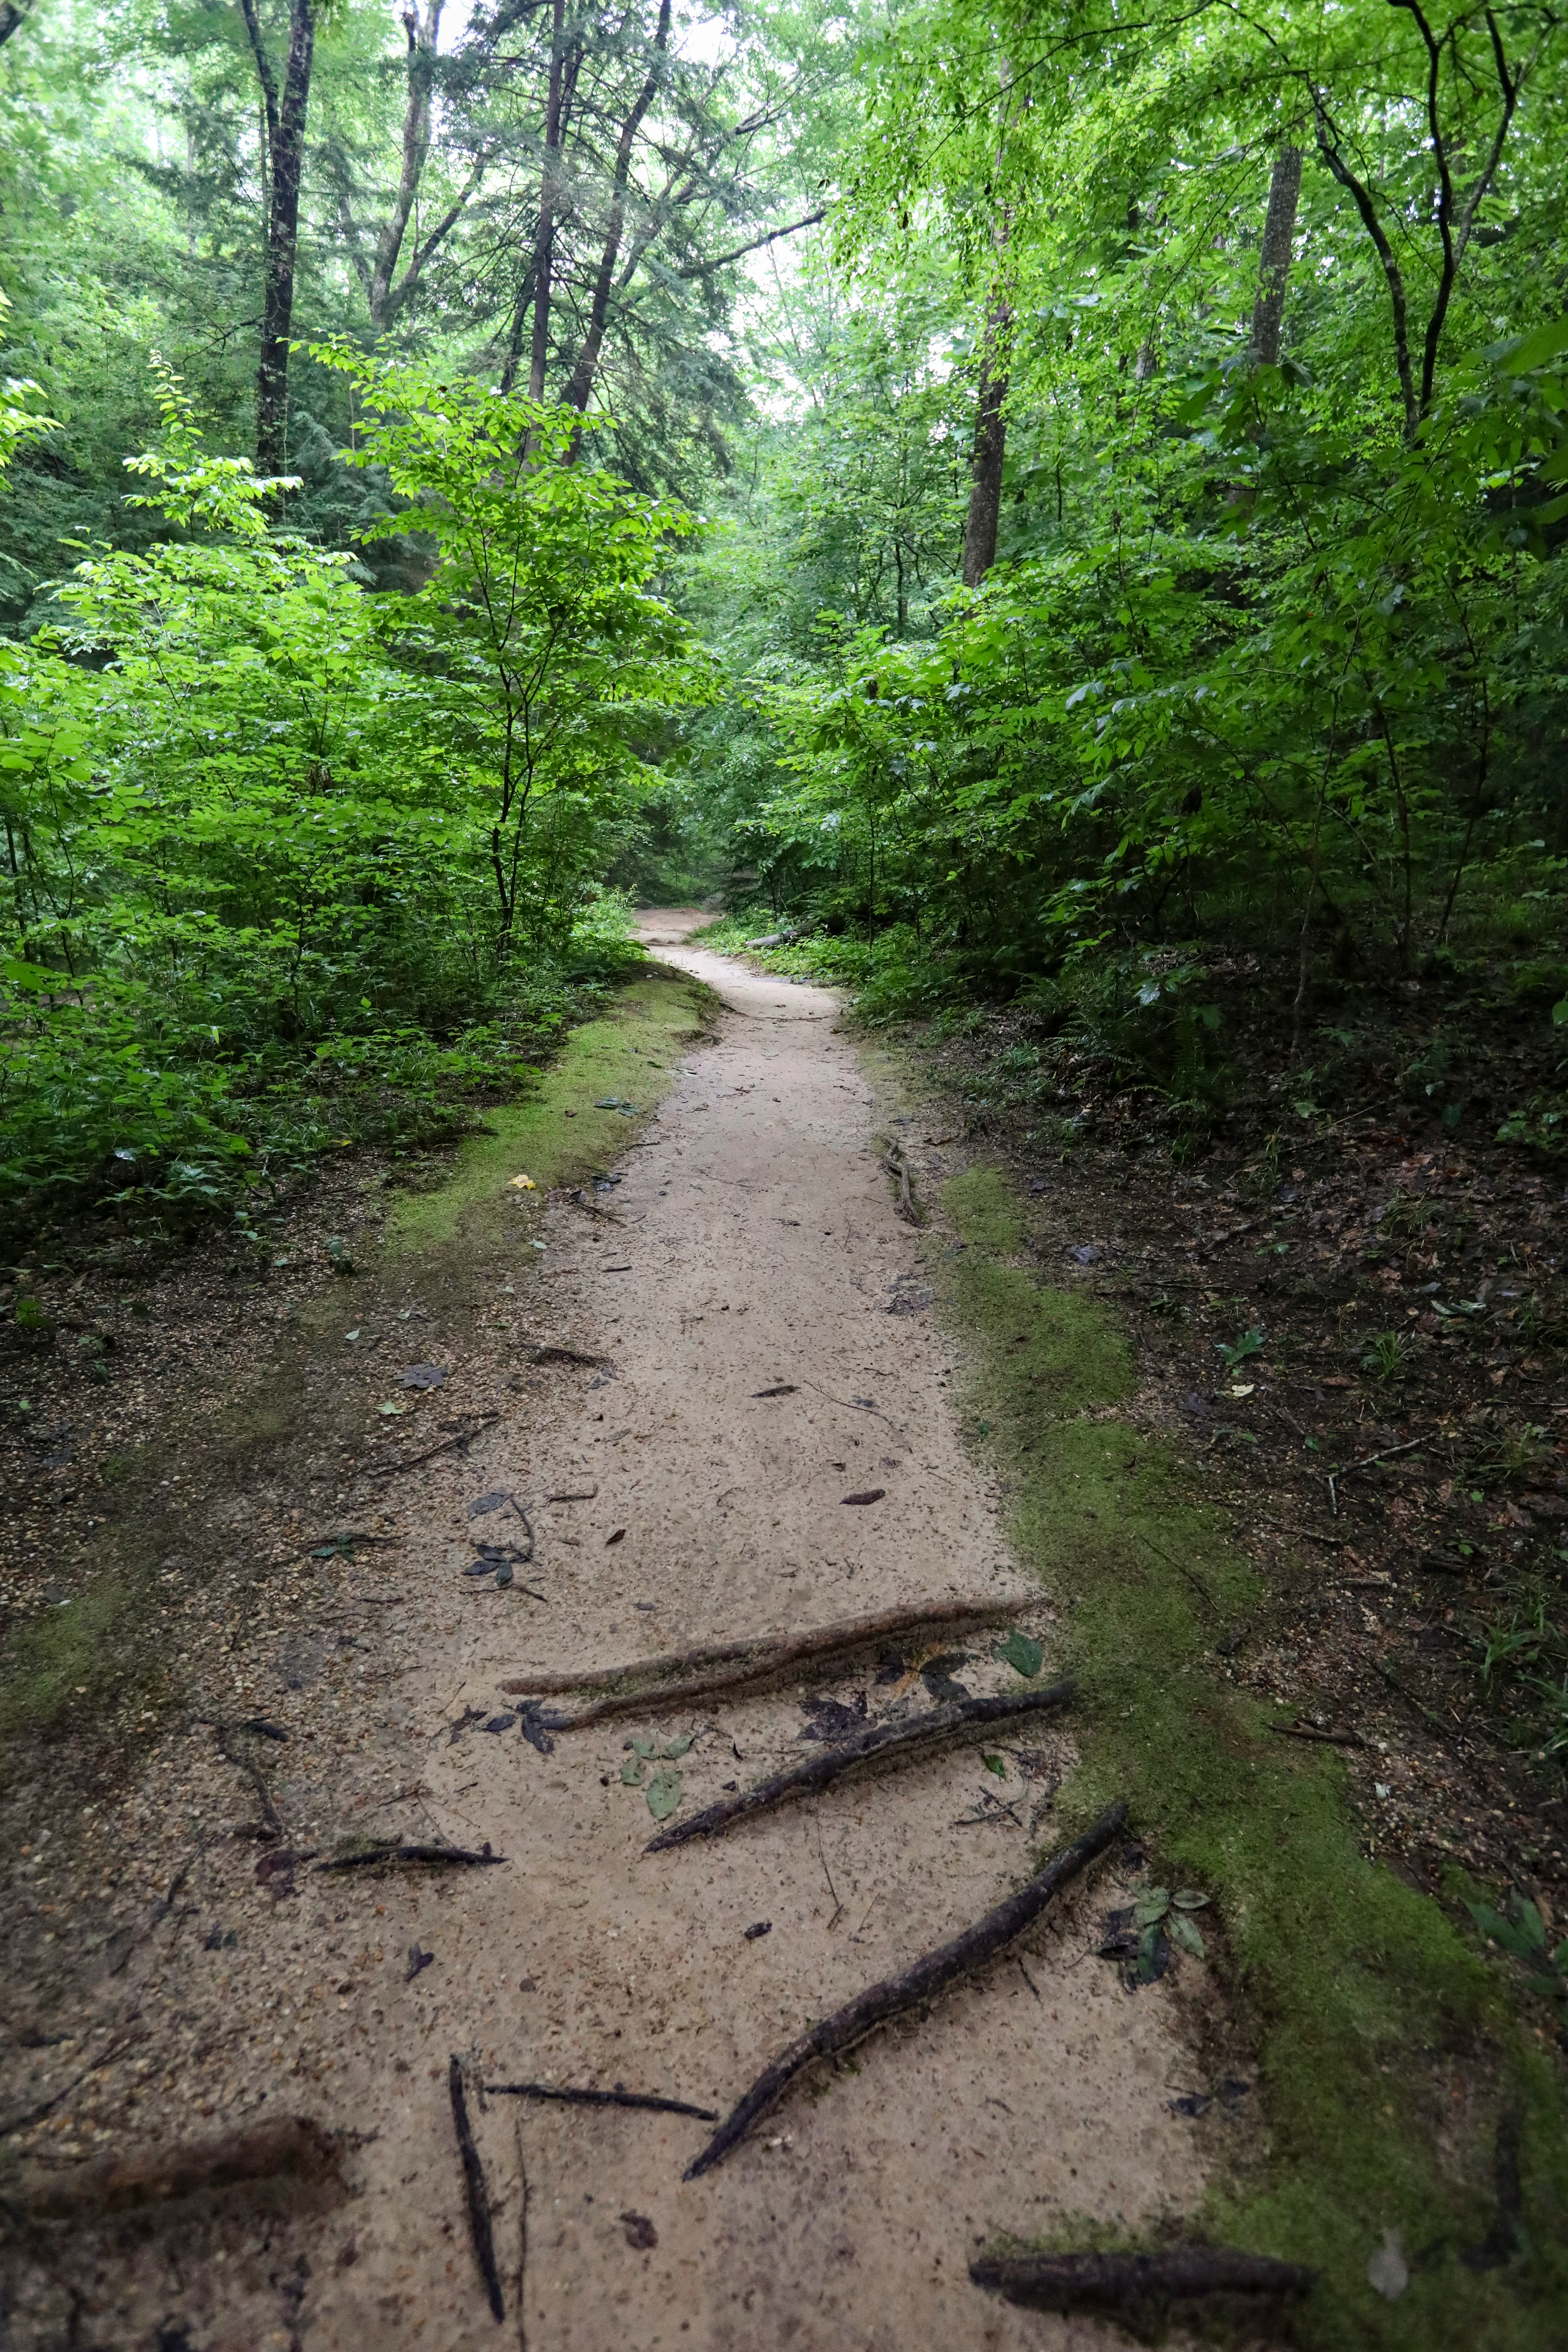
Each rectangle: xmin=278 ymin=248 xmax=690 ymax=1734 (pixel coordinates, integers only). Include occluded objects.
xmin=0 ymin=361 xmax=705 ymax=1233
xmin=1217 ymin=1324 xmax=1265 ymax=1372
xmin=1469 ymin=1892 xmax=1568 ymax=2015
xmin=1362 ymin=1330 xmax=1414 ymax=1381
xmin=1471 ymin=1593 xmax=1568 ymax=1756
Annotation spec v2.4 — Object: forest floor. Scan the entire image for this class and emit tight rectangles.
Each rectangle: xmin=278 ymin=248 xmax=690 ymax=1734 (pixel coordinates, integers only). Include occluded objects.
xmin=0 ymin=916 xmax=1563 ymax=2351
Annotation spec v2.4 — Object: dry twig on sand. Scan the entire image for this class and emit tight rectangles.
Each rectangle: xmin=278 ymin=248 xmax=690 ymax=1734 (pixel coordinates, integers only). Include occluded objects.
xmin=684 ymin=1800 xmax=1127 ymax=2179
xmin=500 ymin=1595 xmax=1035 ymax=1724
xmin=645 ymin=1683 xmax=1072 ymax=1853
xmin=449 ymin=2057 xmax=504 ymax=2324
xmin=315 ymin=1841 xmax=505 ymax=1875
xmin=486 ymin=2082 xmax=718 ymax=2121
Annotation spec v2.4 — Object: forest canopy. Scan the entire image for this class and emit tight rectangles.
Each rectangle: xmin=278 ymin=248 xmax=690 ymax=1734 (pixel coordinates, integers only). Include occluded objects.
xmin=1 ymin=0 xmax=1566 ymax=1221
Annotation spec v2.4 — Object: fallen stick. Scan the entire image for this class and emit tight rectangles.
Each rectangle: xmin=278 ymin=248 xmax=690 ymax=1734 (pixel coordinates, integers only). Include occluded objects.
xmin=970 ymin=2247 xmax=1319 ymax=2314
xmin=315 ymin=1842 xmax=505 ymax=1875
xmin=0 ymin=2027 xmax=146 ymax=2142
xmin=22 ymin=2116 xmax=339 ymax=2219
xmin=1338 ymin=1432 xmax=1434 ymax=1479
xmin=645 ymin=1683 xmax=1073 ymax=1854
xmin=500 ymin=1594 xmax=1036 ymax=1719
xmin=486 ymin=2081 xmax=718 ymax=2121
xmin=683 ymin=1799 xmax=1127 ymax=2180
xmin=363 ymin=1414 xmax=503 ymax=1480
xmin=215 ymin=1720 xmax=285 ymax=1841
xmin=449 ymin=2056 xmax=504 ymax=2324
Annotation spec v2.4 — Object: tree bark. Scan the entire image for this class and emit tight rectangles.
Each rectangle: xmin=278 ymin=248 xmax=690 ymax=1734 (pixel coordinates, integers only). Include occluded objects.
xmin=962 ymin=310 xmax=1009 ymax=587
xmin=0 ymin=0 xmax=37 ymax=48
xmin=240 ymin=0 xmax=316 ymax=478
xmin=527 ymin=0 xmax=572 ymax=402
xmin=961 ymin=55 xmax=1014 ymax=589
xmin=1249 ymin=145 xmax=1302 ymax=365
xmin=559 ymin=0 xmax=672 ymax=424
xmin=369 ymin=0 xmax=443 ymax=332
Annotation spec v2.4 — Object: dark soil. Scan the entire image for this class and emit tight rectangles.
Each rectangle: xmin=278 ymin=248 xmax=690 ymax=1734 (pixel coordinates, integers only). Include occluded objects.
xmin=920 ymin=959 xmax=1568 ymax=1967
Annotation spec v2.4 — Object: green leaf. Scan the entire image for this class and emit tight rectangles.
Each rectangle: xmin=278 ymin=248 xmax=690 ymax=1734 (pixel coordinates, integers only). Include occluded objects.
xmin=1133 ymin=1887 xmax=1171 ymax=1928
xmin=660 ymin=1734 xmax=693 ymax=1759
xmin=1135 ymin=1922 xmax=1165 ymax=1982
xmin=996 ymin=1630 xmax=1043 ymax=1679
xmin=981 ymin=1752 xmax=1007 ymax=1779
xmin=1492 ymin=314 xmax=1568 ymax=373
xmin=1172 ymin=1889 xmax=1210 ymax=1911
xmin=1469 ymin=1899 xmax=1548 ymax=1960
xmin=629 ymin=1734 xmax=656 ymax=1759
xmin=645 ymin=1765 xmax=683 ymax=1821
xmin=1170 ymin=1913 xmax=1206 ymax=1959
xmin=620 ymin=1757 xmax=645 ymax=1786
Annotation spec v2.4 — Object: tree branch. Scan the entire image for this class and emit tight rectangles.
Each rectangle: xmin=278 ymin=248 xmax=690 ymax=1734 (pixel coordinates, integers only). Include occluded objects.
xmin=1313 ymin=96 xmax=1418 ymax=437
xmin=236 ymin=0 xmax=281 ymax=144
xmin=672 ymin=208 xmax=826 ymax=277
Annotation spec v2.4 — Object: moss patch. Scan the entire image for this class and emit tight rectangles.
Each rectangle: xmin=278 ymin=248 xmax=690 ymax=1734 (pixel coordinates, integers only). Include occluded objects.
xmin=0 ymin=1566 xmax=158 ymax=1752
xmin=938 ymin=1167 xmax=1568 ymax=2349
xmin=387 ymin=966 xmax=708 ymax=1253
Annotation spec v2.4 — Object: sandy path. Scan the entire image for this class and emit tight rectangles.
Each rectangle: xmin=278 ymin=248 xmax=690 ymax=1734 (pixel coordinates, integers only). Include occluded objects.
xmin=12 ymin=916 xmax=1206 ymax=2348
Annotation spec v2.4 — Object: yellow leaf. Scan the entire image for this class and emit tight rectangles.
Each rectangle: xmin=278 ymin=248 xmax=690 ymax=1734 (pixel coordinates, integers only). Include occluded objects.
xmin=509 ymin=1174 xmax=537 ymax=1190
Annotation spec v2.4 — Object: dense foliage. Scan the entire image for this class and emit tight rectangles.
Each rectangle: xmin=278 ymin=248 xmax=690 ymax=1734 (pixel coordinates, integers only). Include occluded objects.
xmin=1 ymin=0 xmax=1566 ymax=1230
xmin=686 ymin=0 xmax=1568 ymax=1131
xmin=0 ymin=349 xmax=708 ymax=1215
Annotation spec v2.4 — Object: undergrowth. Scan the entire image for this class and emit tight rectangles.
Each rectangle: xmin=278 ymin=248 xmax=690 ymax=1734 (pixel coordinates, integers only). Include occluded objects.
xmin=937 ymin=1165 xmax=1568 ymax=2348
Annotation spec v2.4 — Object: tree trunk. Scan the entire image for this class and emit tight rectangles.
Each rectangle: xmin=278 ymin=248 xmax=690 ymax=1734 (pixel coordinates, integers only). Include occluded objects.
xmin=498 ymin=261 xmax=538 ymax=397
xmin=962 ymin=310 xmax=1009 ymax=588
xmin=240 ymin=0 xmax=316 ymax=478
xmin=0 ymin=0 xmax=37 ymax=49
xmin=1249 ymin=145 xmax=1302 ymax=366
xmin=560 ymin=0 xmax=672 ymax=425
xmin=369 ymin=0 xmax=443 ymax=332
xmin=527 ymin=0 xmax=570 ymax=403
xmin=961 ymin=55 xmax=1014 ymax=589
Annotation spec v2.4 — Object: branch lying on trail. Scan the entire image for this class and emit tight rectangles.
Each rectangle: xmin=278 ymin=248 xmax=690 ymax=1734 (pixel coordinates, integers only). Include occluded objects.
xmin=363 ymin=1413 xmax=503 ymax=1480
xmin=682 ymin=1799 xmax=1127 ymax=2180
xmin=970 ymin=2246 xmax=1319 ymax=2314
xmin=214 ymin=1719 xmax=285 ymax=1841
xmin=500 ymin=1594 xmax=1035 ymax=1721
xmin=566 ymin=1189 xmax=626 ymax=1225
xmin=315 ymin=1841 xmax=506 ymax=1875
xmin=486 ymin=2081 xmax=718 ymax=2121
xmin=22 ymin=2116 xmax=340 ymax=2219
xmin=1269 ymin=1720 xmax=1367 ymax=1750
xmin=1338 ymin=1432 xmax=1435 ymax=1480
xmin=0 ymin=2025 xmax=146 ymax=2140
xmin=645 ymin=1682 xmax=1073 ymax=1853
xmin=449 ymin=2056 xmax=504 ymax=2323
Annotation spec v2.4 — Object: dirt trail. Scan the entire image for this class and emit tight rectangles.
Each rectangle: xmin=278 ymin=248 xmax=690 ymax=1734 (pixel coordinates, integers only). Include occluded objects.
xmin=7 ymin=915 xmax=1211 ymax=2349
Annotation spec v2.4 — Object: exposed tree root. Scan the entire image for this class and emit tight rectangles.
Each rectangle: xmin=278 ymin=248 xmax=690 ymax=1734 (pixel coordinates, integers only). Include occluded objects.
xmin=683 ymin=1799 xmax=1127 ymax=2179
